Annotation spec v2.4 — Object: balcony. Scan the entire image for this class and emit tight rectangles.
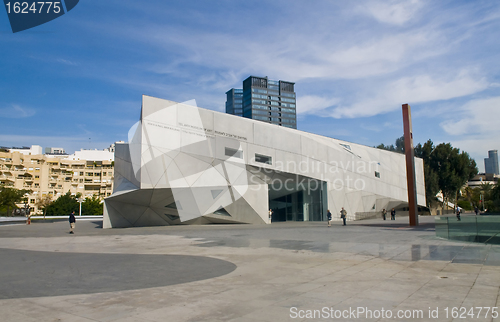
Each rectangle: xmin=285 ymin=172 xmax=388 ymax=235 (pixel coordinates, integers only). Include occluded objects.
xmin=84 ymin=181 xmax=101 ymax=186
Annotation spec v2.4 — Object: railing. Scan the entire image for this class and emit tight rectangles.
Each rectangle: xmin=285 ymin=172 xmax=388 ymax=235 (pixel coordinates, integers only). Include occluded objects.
xmin=435 ymin=215 xmax=500 ymax=244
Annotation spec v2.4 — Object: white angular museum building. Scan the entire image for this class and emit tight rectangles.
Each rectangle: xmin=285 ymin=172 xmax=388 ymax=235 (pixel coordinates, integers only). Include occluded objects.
xmin=103 ymin=95 xmax=426 ymax=228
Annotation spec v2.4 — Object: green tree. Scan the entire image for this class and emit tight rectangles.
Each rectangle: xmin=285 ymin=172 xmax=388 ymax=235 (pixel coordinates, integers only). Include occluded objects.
xmin=480 ymin=183 xmax=493 ymax=202
xmin=461 ymin=186 xmax=475 ymax=207
xmin=82 ymin=195 xmax=103 ymax=216
xmin=376 ymin=143 xmax=392 ymax=151
xmin=429 ymin=143 xmax=477 ymax=212
xmin=457 ymin=200 xmax=472 ymax=211
xmin=376 ymin=136 xmax=405 ymax=154
xmin=0 ymin=186 xmax=31 ymax=216
xmin=394 ymin=136 xmax=405 ymax=153
xmin=380 ymin=137 xmax=478 ymax=212
xmin=44 ymin=192 xmax=79 ymax=216
xmin=492 ymin=182 xmax=500 ymax=201
xmin=491 ymin=182 xmax=500 ymax=212
xmin=479 ymin=182 xmax=500 ymax=212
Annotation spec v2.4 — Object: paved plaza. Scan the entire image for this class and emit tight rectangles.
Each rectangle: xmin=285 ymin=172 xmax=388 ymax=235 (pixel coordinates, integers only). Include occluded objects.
xmin=0 ymin=215 xmax=499 ymax=321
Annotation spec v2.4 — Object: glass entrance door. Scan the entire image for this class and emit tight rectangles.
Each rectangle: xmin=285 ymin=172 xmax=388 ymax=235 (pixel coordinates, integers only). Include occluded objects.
xmin=268 ymin=175 xmax=326 ymax=222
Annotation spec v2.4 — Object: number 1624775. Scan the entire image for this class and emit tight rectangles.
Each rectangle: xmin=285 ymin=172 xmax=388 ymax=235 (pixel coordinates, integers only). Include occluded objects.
xmin=5 ymin=2 xmax=62 ymax=14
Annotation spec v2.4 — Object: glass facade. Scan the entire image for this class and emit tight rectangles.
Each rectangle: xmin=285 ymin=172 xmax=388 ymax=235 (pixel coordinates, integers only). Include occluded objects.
xmin=268 ymin=174 xmax=327 ymax=222
xmin=225 ymin=76 xmax=297 ymax=129
xmin=484 ymin=150 xmax=499 ymax=175
xmin=435 ymin=215 xmax=500 ymax=244
xmin=225 ymin=88 xmax=243 ymax=117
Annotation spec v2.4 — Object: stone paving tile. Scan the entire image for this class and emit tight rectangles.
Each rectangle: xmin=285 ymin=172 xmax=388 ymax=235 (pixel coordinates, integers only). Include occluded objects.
xmin=1 ymin=217 xmax=499 ymax=321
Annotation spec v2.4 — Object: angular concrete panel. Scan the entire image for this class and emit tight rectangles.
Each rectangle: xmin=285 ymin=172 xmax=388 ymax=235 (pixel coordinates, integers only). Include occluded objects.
xmin=104 ymin=96 xmax=426 ymax=228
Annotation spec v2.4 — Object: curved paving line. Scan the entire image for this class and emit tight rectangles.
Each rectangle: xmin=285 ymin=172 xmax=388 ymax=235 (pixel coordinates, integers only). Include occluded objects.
xmin=0 ymin=248 xmax=237 ymax=299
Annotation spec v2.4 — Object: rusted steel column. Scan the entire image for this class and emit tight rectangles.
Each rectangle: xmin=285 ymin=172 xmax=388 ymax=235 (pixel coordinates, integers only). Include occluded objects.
xmin=402 ymin=104 xmax=419 ymax=226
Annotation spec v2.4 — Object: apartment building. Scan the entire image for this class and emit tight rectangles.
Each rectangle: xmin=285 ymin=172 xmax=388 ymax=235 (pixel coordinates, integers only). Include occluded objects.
xmin=0 ymin=146 xmax=114 ymax=214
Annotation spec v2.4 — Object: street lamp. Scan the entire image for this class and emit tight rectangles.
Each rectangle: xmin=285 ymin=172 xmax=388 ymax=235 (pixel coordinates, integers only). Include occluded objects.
xmin=78 ymin=197 xmax=84 ymax=216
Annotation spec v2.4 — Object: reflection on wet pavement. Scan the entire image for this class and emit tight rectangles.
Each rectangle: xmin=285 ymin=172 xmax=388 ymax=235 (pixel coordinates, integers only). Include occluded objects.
xmin=196 ymin=238 xmax=500 ymax=266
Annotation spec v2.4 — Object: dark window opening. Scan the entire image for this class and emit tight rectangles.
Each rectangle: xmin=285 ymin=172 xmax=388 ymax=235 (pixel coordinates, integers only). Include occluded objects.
xmin=255 ymin=154 xmax=272 ymax=165
xmin=166 ymin=201 xmax=182 ymax=210
xmin=165 ymin=214 xmax=179 ymax=221
xmin=214 ymin=207 xmax=231 ymax=217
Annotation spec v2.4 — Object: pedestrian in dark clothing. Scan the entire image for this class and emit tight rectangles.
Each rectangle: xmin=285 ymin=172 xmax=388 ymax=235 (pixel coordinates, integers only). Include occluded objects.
xmin=382 ymin=209 xmax=387 ymax=220
xmin=327 ymin=210 xmax=332 ymax=227
xmin=340 ymin=207 xmax=347 ymax=226
xmin=456 ymin=207 xmax=461 ymax=221
xmin=474 ymin=206 xmax=479 ymax=216
xmin=390 ymin=208 xmax=396 ymax=220
xmin=69 ymin=211 xmax=76 ymax=234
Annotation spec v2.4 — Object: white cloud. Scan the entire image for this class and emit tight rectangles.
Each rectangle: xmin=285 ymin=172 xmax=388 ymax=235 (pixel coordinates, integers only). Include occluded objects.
xmin=390 ymin=70 xmax=487 ymax=102
xmin=438 ymin=96 xmax=500 ymax=172
xmin=113 ymin=3 xmax=450 ymax=89
xmin=440 ymin=96 xmax=500 ymax=136
xmin=55 ymin=1 xmax=494 ymax=125
xmin=450 ymin=138 xmax=499 ymax=173
xmin=329 ymin=70 xmax=488 ymax=118
xmin=359 ymin=0 xmax=425 ymax=25
xmin=0 ymin=104 xmax=36 ymax=118
xmin=56 ymin=58 xmax=78 ymax=66
xmin=296 ymin=95 xmax=338 ymax=115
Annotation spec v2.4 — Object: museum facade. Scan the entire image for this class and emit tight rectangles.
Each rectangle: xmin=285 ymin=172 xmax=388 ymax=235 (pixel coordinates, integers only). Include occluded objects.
xmin=103 ymin=95 xmax=425 ymax=228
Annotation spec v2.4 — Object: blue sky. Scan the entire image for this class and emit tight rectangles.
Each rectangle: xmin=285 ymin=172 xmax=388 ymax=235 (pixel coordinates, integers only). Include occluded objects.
xmin=1 ymin=0 xmax=499 ymax=172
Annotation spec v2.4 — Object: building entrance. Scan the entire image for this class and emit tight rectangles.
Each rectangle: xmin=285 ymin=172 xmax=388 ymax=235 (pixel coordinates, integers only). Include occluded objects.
xmin=268 ymin=174 xmax=327 ymax=222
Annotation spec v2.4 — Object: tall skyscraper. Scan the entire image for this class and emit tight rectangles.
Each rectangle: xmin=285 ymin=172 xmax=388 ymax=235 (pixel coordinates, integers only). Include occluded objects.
xmin=226 ymin=76 xmax=296 ymax=129
xmin=485 ymin=150 xmax=499 ymax=175
xmin=225 ymin=88 xmax=243 ymax=117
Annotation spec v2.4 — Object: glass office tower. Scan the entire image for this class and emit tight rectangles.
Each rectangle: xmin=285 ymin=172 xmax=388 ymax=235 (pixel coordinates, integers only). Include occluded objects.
xmin=225 ymin=88 xmax=243 ymax=117
xmin=485 ymin=150 xmax=499 ymax=175
xmin=226 ymin=76 xmax=296 ymax=129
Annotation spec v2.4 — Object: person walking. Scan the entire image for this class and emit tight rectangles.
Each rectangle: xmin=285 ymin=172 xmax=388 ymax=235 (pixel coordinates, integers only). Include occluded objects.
xmin=390 ymin=208 xmax=396 ymax=220
xmin=474 ymin=206 xmax=479 ymax=216
xmin=340 ymin=207 xmax=347 ymax=226
xmin=382 ymin=209 xmax=387 ymax=220
xmin=268 ymin=209 xmax=273 ymax=224
xmin=69 ymin=211 xmax=76 ymax=234
xmin=327 ymin=210 xmax=332 ymax=227
xmin=456 ymin=207 xmax=461 ymax=221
